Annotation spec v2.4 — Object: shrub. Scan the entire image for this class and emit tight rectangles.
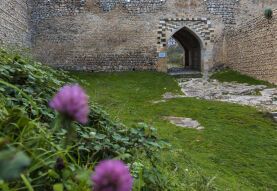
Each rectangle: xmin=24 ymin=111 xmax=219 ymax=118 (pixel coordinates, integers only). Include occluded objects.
xmin=0 ymin=48 xmax=170 ymax=190
xmin=264 ymin=8 xmax=273 ymax=19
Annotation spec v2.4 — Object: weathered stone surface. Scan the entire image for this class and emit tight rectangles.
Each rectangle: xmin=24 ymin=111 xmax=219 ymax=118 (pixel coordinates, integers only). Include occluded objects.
xmin=153 ymin=74 xmax=277 ymax=111
xmin=204 ymin=0 xmax=239 ymax=26
xmin=221 ymin=10 xmax=277 ymax=84
xmin=178 ymin=77 xmax=277 ymax=111
xmin=99 ymin=0 xmax=167 ymax=13
xmin=0 ymin=0 xmax=277 ymax=84
xmin=163 ymin=116 xmax=205 ymax=130
xmin=27 ymin=0 xmax=219 ymax=72
xmin=0 ymin=0 xmax=30 ymax=46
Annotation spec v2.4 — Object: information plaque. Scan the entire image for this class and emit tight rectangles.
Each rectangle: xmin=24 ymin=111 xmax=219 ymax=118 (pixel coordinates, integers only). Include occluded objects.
xmin=159 ymin=52 xmax=166 ymax=58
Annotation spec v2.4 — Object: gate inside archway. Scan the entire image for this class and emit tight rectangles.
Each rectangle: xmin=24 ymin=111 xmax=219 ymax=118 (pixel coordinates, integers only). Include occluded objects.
xmin=156 ymin=18 xmax=215 ymax=73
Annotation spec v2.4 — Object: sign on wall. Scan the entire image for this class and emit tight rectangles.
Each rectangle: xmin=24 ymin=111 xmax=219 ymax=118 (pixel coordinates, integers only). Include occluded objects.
xmin=159 ymin=52 xmax=166 ymax=58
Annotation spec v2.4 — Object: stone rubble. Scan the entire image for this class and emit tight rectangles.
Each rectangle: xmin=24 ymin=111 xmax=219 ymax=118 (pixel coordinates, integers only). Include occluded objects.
xmin=163 ymin=116 xmax=205 ymax=130
xmin=153 ymin=77 xmax=277 ymax=112
xmin=178 ymin=78 xmax=277 ymax=111
xmin=157 ymin=76 xmax=277 ymax=126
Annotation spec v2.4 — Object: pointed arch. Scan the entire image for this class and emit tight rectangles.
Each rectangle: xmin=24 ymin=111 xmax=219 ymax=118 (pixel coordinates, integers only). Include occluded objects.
xmin=167 ymin=25 xmax=204 ymax=71
xmin=156 ymin=18 xmax=215 ymax=73
xmin=168 ymin=25 xmax=205 ymax=50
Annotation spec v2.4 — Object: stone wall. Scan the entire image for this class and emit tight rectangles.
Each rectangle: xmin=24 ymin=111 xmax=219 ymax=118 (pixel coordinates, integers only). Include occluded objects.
xmin=2 ymin=0 xmax=277 ymax=82
xmin=214 ymin=0 xmax=277 ymax=67
xmin=29 ymin=0 xmax=276 ymax=72
xmin=99 ymin=0 xmax=167 ymax=13
xmin=204 ymin=0 xmax=239 ymax=26
xmin=0 ymin=0 xmax=30 ymax=46
xmin=224 ymin=9 xmax=277 ymax=84
xmin=28 ymin=0 xmax=221 ymax=71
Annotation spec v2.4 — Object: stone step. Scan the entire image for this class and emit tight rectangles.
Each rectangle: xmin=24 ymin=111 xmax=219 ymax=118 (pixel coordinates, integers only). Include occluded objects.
xmin=169 ymin=72 xmax=202 ymax=78
xmin=168 ymin=68 xmax=202 ymax=78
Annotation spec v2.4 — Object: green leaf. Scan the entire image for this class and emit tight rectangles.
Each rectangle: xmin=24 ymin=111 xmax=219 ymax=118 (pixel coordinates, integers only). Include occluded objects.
xmin=62 ymin=169 xmax=72 ymax=179
xmin=53 ymin=183 xmax=64 ymax=191
xmin=48 ymin=169 xmax=60 ymax=179
xmin=112 ymin=133 xmax=122 ymax=141
xmin=0 ymin=149 xmax=30 ymax=181
xmin=160 ymin=139 xmax=171 ymax=147
xmin=20 ymin=174 xmax=34 ymax=191
xmin=114 ymin=154 xmax=131 ymax=160
xmin=94 ymin=133 xmax=106 ymax=139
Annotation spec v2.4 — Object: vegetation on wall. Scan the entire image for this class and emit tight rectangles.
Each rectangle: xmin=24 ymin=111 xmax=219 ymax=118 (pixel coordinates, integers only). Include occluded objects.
xmin=264 ymin=8 xmax=273 ymax=19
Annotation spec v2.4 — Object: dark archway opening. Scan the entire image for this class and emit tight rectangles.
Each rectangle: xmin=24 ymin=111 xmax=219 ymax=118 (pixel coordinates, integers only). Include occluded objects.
xmin=167 ymin=27 xmax=201 ymax=73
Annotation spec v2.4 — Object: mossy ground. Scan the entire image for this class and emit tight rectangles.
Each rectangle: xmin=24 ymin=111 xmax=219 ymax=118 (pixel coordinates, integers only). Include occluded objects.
xmin=73 ymin=71 xmax=277 ymax=190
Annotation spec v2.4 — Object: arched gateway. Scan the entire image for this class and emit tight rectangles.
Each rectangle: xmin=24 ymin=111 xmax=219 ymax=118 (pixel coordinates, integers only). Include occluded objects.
xmin=156 ymin=18 xmax=215 ymax=73
xmin=169 ymin=26 xmax=203 ymax=72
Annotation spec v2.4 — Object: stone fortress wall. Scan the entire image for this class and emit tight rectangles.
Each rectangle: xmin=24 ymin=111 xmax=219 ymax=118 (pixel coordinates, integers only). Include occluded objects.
xmin=224 ymin=9 xmax=277 ymax=84
xmin=0 ymin=0 xmax=277 ymax=83
xmin=28 ymin=0 xmax=219 ymax=72
xmin=27 ymin=0 xmax=246 ymax=72
xmin=0 ymin=0 xmax=30 ymax=46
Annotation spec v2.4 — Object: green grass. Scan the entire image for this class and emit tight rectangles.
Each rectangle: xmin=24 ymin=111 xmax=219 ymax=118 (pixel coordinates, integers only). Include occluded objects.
xmin=210 ymin=69 xmax=276 ymax=88
xmin=73 ymin=71 xmax=277 ymax=190
xmin=167 ymin=48 xmax=183 ymax=68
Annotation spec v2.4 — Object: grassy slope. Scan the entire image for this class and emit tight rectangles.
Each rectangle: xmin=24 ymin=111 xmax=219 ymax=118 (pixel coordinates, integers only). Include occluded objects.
xmin=73 ymin=71 xmax=277 ymax=190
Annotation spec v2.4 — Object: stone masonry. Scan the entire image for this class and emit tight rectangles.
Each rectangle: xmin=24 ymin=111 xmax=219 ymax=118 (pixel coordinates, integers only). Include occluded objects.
xmin=28 ymin=0 xmax=219 ymax=72
xmin=224 ymin=9 xmax=277 ymax=84
xmin=0 ymin=0 xmax=30 ymax=46
xmin=99 ymin=0 xmax=167 ymax=13
xmin=0 ymin=0 xmax=277 ymax=83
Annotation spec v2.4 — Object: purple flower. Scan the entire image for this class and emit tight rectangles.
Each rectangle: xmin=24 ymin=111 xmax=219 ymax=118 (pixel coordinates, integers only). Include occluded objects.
xmin=91 ymin=160 xmax=133 ymax=191
xmin=49 ymin=84 xmax=90 ymax=124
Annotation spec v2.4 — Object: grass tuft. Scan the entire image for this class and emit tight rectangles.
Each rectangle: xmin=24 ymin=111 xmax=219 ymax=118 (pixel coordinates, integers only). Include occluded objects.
xmin=210 ymin=69 xmax=276 ymax=88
